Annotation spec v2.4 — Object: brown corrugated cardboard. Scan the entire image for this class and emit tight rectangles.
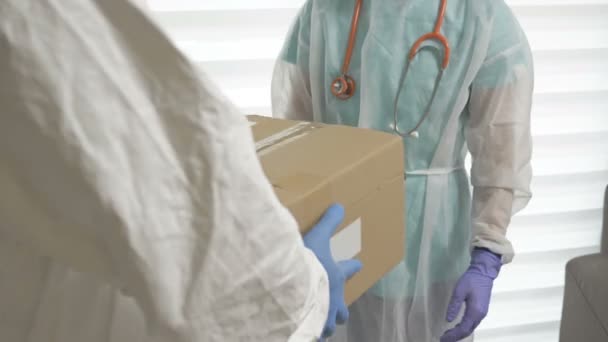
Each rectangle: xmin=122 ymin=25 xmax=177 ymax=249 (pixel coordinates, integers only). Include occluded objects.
xmin=248 ymin=115 xmax=405 ymax=305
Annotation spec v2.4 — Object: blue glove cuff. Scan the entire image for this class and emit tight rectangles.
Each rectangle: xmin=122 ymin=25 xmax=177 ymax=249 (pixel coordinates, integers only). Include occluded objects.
xmin=470 ymin=247 xmax=502 ymax=279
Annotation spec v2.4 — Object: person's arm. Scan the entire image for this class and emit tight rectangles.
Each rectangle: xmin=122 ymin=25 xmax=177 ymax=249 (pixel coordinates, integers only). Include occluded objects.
xmin=271 ymin=1 xmax=314 ymax=121
xmin=466 ymin=3 xmax=534 ymax=263
xmin=442 ymin=3 xmax=534 ymax=341
xmin=0 ymin=1 xmax=328 ymax=341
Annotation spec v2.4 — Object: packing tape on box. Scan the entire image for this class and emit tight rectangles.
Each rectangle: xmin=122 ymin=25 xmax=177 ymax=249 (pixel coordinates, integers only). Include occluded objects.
xmin=255 ymin=122 xmax=322 ymax=156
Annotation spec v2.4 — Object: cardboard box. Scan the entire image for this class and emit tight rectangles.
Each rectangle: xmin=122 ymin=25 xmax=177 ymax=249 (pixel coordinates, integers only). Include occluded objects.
xmin=248 ymin=115 xmax=405 ymax=305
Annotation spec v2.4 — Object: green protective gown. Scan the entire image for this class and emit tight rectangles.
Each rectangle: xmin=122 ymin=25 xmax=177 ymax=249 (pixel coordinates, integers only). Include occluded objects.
xmin=271 ymin=0 xmax=534 ymax=341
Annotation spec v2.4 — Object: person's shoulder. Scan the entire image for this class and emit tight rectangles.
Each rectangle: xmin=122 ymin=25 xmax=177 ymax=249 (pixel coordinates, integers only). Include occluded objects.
xmin=467 ymin=0 xmax=517 ymax=21
xmin=468 ymin=0 xmax=519 ymax=27
xmin=287 ymin=0 xmax=314 ymax=30
xmin=299 ymin=0 xmax=314 ymax=17
xmin=469 ymin=0 xmax=526 ymax=41
xmin=470 ymin=0 xmax=533 ymax=77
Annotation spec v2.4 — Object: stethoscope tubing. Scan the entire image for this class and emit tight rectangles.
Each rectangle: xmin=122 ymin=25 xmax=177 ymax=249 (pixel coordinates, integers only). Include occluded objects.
xmin=331 ymin=0 xmax=451 ymax=138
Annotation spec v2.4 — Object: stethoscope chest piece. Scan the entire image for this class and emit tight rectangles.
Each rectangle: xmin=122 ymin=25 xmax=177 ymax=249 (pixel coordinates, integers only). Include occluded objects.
xmin=331 ymin=75 xmax=356 ymax=100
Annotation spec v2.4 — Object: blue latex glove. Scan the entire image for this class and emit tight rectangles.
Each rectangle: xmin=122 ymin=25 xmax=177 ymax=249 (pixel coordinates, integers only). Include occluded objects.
xmin=304 ymin=204 xmax=363 ymax=340
xmin=441 ymin=248 xmax=502 ymax=342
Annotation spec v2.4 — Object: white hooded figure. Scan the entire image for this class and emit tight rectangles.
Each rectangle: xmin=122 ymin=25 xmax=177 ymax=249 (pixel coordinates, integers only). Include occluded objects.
xmin=0 ymin=0 xmax=357 ymax=341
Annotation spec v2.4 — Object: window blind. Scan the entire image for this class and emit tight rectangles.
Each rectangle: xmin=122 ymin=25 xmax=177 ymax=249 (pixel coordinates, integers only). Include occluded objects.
xmin=147 ymin=1 xmax=608 ymax=341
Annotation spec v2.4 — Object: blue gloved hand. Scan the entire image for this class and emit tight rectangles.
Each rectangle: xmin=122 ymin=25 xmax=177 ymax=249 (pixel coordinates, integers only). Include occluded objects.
xmin=304 ymin=204 xmax=363 ymax=340
xmin=441 ymin=248 xmax=502 ymax=342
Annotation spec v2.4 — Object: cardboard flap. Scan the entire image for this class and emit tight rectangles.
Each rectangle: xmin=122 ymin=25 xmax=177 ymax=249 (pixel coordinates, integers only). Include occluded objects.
xmin=271 ymin=173 xmax=325 ymax=205
xmin=254 ymin=119 xmax=402 ymax=197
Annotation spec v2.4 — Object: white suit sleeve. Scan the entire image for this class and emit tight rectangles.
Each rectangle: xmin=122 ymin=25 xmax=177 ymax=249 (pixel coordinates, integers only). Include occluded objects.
xmin=271 ymin=1 xmax=314 ymax=121
xmin=272 ymin=62 xmax=314 ymax=121
xmin=466 ymin=4 xmax=534 ymax=263
xmin=0 ymin=0 xmax=327 ymax=341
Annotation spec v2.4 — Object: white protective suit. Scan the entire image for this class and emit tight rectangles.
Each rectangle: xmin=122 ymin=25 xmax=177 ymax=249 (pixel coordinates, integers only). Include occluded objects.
xmin=272 ymin=0 xmax=534 ymax=341
xmin=0 ymin=1 xmax=328 ymax=341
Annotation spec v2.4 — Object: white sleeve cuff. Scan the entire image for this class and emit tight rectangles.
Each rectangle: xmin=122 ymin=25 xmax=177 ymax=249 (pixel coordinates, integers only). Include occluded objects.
xmin=288 ymin=248 xmax=329 ymax=342
xmin=472 ymin=234 xmax=515 ymax=264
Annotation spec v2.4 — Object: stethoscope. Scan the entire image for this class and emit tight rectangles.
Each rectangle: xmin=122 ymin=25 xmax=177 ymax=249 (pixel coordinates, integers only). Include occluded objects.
xmin=330 ymin=0 xmax=451 ymax=138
